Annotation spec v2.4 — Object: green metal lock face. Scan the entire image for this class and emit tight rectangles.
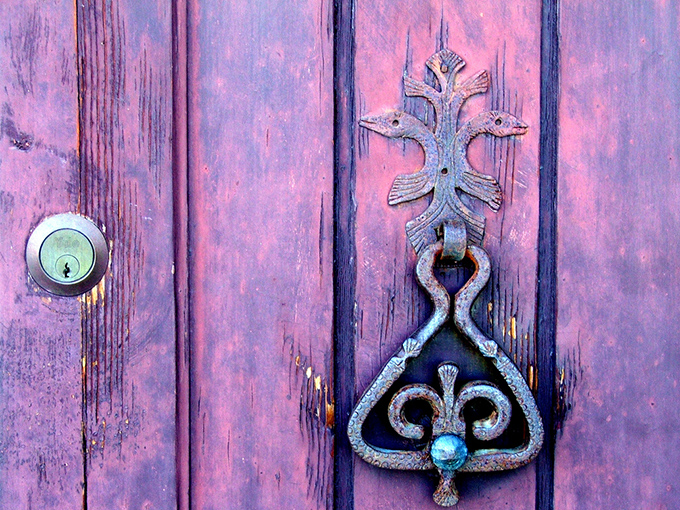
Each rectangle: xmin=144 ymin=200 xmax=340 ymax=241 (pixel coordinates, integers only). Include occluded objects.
xmin=26 ymin=213 xmax=108 ymax=297
xmin=39 ymin=229 xmax=95 ymax=283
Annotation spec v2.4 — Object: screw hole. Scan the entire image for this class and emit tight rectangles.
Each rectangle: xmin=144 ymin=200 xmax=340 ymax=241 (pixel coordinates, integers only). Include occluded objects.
xmin=392 ymin=119 xmax=399 ymax=127
xmin=495 ymin=118 xmax=502 ymax=126
xmin=441 ymin=168 xmax=448 ymax=175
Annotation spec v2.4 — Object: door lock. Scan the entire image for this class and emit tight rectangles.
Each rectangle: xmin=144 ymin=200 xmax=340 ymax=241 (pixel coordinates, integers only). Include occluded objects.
xmin=26 ymin=213 xmax=108 ymax=296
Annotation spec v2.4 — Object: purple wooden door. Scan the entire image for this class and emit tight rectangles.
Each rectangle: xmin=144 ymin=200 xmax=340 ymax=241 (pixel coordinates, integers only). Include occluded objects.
xmin=0 ymin=1 xmax=677 ymax=509
xmin=0 ymin=1 xmax=177 ymax=508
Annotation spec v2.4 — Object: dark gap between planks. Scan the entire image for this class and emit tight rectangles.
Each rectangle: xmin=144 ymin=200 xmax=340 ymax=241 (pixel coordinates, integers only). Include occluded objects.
xmin=332 ymin=0 xmax=357 ymax=509
xmin=536 ymin=0 xmax=560 ymax=509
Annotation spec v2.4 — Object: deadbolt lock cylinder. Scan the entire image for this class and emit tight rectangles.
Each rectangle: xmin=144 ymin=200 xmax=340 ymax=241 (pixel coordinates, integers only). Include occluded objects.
xmin=26 ymin=213 xmax=109 ymax=297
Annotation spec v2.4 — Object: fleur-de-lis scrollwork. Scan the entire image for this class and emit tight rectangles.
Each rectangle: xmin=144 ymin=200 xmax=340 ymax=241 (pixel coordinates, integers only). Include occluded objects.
xmin=348 ymin=49 xmax=543 ymax=506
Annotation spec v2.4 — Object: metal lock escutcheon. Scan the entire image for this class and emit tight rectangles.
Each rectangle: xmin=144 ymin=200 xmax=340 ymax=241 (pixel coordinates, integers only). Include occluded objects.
xmin=26 ymin=213 xmax=108 ymax=297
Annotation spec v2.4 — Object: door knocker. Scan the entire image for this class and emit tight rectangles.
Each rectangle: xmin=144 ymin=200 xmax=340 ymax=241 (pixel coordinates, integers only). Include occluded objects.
xmin=348 ymin=49 xmax=543 ymax=506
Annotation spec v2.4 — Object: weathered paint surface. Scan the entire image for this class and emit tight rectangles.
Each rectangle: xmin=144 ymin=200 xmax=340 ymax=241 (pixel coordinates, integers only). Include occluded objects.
xmin=1 ymin=0 xmax=678 ymax=508
xmin=75 ymin=0 xmax=176 ymax=506
xmin=0 ymin=0 xmax=176 ymax=507
xmin=555 ymin=1 xmax=680 ymax=508
xmin=0 ymin=5 xmax=83 ymax=507
xmin=353 ymin=1 xmax=542 ymax=508
xmin=186 ymin=0 xmax=335 ymax=508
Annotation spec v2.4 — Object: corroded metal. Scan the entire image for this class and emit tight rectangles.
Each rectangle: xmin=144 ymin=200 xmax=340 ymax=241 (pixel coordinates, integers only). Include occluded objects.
xmin=347 ymin=241 xmax=448 ymax=473
xmin=454 ymin=246 xmax=543 ymax=472
xmin=359 ymin=49 xmax=527 ymax=251
xmin=438 ymin=218 xmax=467 ymax=262
xmin=347 ymin=242 xmax=544 ymax=505
xmin=349 ymin=49 xmax=543 ymax=506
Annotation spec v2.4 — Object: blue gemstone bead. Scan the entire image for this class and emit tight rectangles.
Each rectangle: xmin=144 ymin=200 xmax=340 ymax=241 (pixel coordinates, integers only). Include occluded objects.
xmin=430 ymin=434 xmax=468 ymax=471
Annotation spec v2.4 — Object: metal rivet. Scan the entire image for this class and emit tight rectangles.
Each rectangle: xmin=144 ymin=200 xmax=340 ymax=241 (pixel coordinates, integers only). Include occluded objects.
xmin=26 ymin=213 xmax=108 ymax=296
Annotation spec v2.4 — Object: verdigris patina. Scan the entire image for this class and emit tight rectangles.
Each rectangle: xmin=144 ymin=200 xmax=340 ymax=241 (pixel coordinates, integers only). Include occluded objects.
xmin=348 ymin=49 xmax=544 ymax=506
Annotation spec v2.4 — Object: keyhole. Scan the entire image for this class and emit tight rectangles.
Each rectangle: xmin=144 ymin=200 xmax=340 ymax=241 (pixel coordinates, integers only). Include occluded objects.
xmin=53 ymin=254 xmax=80 ymax=282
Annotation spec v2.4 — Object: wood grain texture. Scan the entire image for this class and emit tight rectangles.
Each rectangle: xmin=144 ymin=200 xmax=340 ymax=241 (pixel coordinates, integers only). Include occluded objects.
xmin=0 ymin=1 xmax=176 ymax=507
xmin=172 ymin=0 xmax=191 ymax=508
xmin=75 ymin=1 xmax=176 ymax=507
xmin=353 ymin=2 xmax=542 ymax=508
xmin=0 ymin=3 xmax=83 ymax=507
xmin=333 ymin=0 xmax=358 ymax=509
xmin=556 ymin=1 xmax=680 ymax=508
xmin=535 ymin=0 xmax=560 ymax=508
xmin=187 ymin=0 xmax=335 ymax=508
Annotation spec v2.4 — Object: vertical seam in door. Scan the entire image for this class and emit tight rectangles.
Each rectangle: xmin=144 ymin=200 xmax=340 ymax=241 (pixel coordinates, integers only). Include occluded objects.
xmin=332 ymin=0 xmax=357 ymax=509
xmin=536 ymin=0 xmax=560 ymax=509
xmin=172 ymin=0 xmax=191 ymax=508
xmin=74 ymin=0 xmax=87 ymax=507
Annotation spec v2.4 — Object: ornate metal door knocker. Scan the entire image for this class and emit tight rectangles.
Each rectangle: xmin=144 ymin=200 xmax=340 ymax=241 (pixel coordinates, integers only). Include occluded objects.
xmin=348 ymin=49 xmax=544 ymax=506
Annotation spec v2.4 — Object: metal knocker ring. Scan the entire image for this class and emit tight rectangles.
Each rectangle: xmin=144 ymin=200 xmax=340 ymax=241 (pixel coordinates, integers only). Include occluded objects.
xmin=348 ymin=48 xmax=543 ymax=506
xmin=348 ymin=239 xmax=543 ymax=506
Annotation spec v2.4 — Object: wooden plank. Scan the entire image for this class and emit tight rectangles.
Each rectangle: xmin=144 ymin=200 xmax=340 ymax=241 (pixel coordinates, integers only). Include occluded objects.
xmin=0 ymin=1 xmax=177 ymax=507
xmin=556 ymin=1 xmax=680 ymax=508
xmin=333 ymin=0 xmax=359 ymax=508
xmin=172 ymin=0 xmax=191 ymax=508
xmin=0 ymin=2 xmax=83 ymax=507
xmin=74 ymin=0 xmax=177 ymax=507
xmin=352 ymin=1 xmax=542 ymax=507
xmin=187 ymin=1 xmax=335 ymax=508
xmin=535 ymin=0 xmax=560 ymax=507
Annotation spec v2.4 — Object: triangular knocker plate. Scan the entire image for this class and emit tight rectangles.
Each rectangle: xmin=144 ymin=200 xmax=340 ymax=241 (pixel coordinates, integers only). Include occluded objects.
xmin=348 ymin=49 xmax=543 ymax=506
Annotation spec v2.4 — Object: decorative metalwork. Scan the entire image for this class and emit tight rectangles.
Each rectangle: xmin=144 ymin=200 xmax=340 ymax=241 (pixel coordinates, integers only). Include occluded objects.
xmin=359 ymin=49 xmax=527 ymax=252
xmin=349 ymin=49 xmax=543 ymax=506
